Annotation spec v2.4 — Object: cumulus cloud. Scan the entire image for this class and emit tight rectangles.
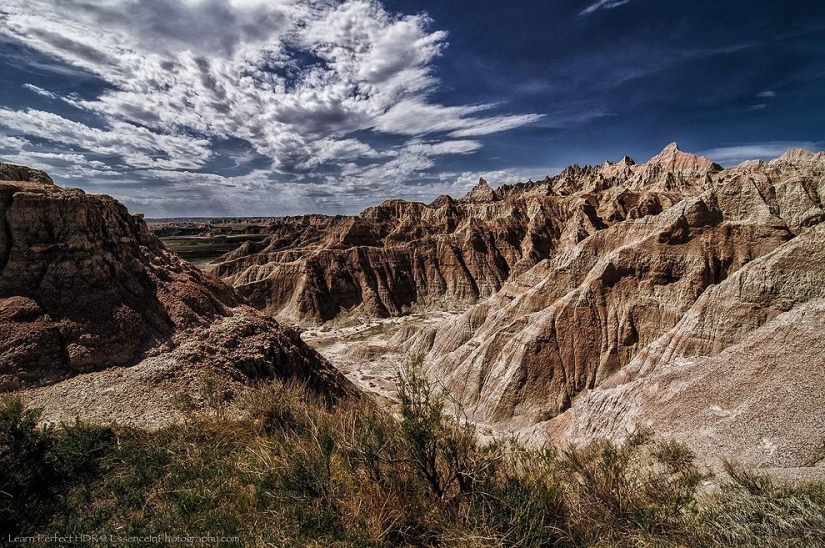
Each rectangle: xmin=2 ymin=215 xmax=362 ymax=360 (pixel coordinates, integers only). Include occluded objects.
xmin=0 ymin=0 xmax=543 ymax=210
xmin=579 ymin=0 xmax=631 ymax=16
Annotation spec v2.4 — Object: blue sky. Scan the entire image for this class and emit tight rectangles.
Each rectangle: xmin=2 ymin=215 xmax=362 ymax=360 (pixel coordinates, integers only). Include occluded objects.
xmin=0 ymin=0 xmax=823 ymax=217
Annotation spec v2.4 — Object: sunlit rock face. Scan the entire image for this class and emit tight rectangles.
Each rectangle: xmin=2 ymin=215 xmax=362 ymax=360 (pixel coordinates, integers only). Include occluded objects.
xmin=396 ymin=149 xmax=823 ymax=469
xmin=213 ymin=143 xmax=725 ymax=325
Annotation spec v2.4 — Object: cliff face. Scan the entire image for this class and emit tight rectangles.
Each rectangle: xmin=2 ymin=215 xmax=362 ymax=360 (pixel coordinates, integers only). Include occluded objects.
xmin=393 ymin=150 xmax=825 ymax=467
xmin=213 ymin=143 xmax=722 ymax=324
xmin=531 ymin=225 xmax=825 ymax=469
xmin=207 ymin=144 xmax=825 ymax=469
xmin=0 ymin=165 xmax=353 ymax=399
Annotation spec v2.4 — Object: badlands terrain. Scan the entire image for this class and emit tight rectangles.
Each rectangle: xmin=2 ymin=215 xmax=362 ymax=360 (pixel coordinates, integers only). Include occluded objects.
xmin=153 ymin=144 xmax=825 ymax=473
xmin=2 ymin=143 xmax=823 ymax=469
xmin=2 ymin=146 xmax=824 ymax=544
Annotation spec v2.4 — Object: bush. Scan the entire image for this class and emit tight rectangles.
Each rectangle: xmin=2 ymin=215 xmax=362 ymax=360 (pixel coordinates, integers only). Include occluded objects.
xmin=689 ymin=462 xmax=825 ymax=547
xmin=559 ymin=429 xmax=704 ymax=544
xmin=0 ymin=398 xmax=56 ymax=532
xmin=395 ymin=356 xmax=488 ymax=503
xmin=0 ymin=398 xmax=113 ymax=534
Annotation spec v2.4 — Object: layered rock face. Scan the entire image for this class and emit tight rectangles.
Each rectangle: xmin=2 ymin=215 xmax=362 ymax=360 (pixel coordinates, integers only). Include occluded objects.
xmin=213 ymin=143 xmax=722 ymax=324
xmin=395 ymin=149 xmax=824 ymax=467
xmin=0 ymin=163 xmax=353 ymax=399
xmin=533 ymin=230 xmax=825 ymax=469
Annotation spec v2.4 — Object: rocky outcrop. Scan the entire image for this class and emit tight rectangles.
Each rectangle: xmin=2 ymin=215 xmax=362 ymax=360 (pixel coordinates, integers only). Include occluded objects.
xmin=0 ymin=161 xmax=54 ymax=185
xmin=392 ymin=149 xmax=825 ymax=469
xmin=529 ymin=227 xmax=825 ymax=469
xmin=212 ymin=144 xmax=721 ymax=325
xmin=0 ymin=166 xmax=354 ymax=399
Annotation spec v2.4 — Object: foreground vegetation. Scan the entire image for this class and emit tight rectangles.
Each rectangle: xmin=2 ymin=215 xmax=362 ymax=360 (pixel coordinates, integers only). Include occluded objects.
xmin=2 ymin=365 xmax=823 ymax=547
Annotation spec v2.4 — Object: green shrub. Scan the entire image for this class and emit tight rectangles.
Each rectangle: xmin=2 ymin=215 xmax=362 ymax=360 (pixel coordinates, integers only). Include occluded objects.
xmin=0 ymin=398 xmax=56 ymax=532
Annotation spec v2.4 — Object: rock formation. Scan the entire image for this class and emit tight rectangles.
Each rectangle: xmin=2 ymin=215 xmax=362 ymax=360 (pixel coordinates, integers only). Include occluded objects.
xmin=150 ymin=144 xmax=825 ymax=468
xmin=394 ymin=148 xmax=824 ymax=468
xmin=206 ymin=144 xmax=823 ymax=469
xmin=212 ymin=143 xmax=722 ymax=325
xmin=0 ymin=163 xmax=354 ymax=401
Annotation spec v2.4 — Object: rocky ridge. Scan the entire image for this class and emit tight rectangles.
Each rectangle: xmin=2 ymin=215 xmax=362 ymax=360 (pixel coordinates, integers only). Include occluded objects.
xmin=0 ymin=163 xmax=354 ymax=406
xmin=206 ymin=144 xmax=825 ymax=469
xmin=396 ymin=148 xmax=825 ymax=468
xmin=213 ymin=143 xmax=722 ymax=325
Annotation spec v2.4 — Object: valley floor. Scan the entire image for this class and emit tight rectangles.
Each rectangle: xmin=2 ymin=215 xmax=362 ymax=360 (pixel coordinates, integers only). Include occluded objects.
xmin=301 ymin=311 xmax=459 ymax=402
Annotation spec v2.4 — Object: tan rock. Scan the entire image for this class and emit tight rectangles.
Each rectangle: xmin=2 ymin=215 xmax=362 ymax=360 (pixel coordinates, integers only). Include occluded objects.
xmin=212 ymin=144 xmax=721 ymax=325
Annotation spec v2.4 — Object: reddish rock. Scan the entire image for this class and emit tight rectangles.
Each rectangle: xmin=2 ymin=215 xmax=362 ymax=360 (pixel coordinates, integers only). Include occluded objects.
xmin=0 ymin=167 xmax=354 ymax=399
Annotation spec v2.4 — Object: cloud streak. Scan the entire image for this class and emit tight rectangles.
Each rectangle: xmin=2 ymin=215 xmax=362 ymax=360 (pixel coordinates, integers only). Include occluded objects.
xmin=699 ymin=141 xmax=823 ymax=165
xmin=579 ymin=0 xmax=631 ymax=16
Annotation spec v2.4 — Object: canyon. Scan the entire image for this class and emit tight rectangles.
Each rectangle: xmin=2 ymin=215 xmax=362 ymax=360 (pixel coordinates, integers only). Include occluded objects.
xmin=2 ymin=143 xmax=823 ymax=472
xmin=202 ymin=143 xmax=825 ymax=470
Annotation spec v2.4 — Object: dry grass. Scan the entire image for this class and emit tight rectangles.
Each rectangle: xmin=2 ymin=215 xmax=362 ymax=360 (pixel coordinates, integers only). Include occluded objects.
xmin=2 ymin=363 xmax=823 ymax=547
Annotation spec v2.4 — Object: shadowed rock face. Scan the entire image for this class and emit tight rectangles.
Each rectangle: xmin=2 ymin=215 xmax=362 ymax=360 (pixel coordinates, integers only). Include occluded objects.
xmin=213 ymin=143 xmax=723 ymax=324
xmin=0 ymin=167 xmax=354 ymax=399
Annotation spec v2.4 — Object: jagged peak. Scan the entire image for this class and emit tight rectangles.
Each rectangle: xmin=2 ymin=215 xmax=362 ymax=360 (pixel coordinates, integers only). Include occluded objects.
xmin=461 ymin=177 xmax=498 ymax=203
xmin=429 ymin=194 xmax=455 ymax=208
xmin=662 ymin=142 xmax=681 ymax=153
xmin=772 ymin=149 xmax=825 ymax=164
xmin=601 ymin=155 xmax=636 ymax=169
xmin=737 ymin=159 xmax=766 ymax=170
xmin=646 ymin=143 xmax=722 ymax=173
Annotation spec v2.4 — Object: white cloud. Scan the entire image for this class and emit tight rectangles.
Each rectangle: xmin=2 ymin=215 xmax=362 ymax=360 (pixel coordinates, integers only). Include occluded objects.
xmin=403 ymin=139 xmax=483 ymax=155
xmin=374 ymin=98 xmax=543 ymax=137
xmin=22 ymin=83 xmax=59 ymax=100
xmin=0 ymin=108 xmax=212 ymax=170
xmin=0 ymin=137 xmax=116 ymax=178
xmin=0 ymin=0 xmax=542 ymax=184
xmin=579 ymin=0 xmax=631 ymax=16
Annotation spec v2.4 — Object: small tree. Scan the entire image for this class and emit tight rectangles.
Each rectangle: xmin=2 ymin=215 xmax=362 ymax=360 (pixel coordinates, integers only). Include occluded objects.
xmin=395 ymin=356 xmax=487 ymax=503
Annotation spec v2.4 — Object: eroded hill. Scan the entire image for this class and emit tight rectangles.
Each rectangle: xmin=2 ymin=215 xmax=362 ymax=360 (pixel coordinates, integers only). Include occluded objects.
xmin=0 ymin=163 xmax=354 ymax=425
xmin=206 ymin=144 xmax=825 ymax=469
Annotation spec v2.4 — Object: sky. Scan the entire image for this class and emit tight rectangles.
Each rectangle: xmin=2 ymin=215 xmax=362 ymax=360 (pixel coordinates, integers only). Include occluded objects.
xmin=0 ymin=0 xmax=823 ymax=217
